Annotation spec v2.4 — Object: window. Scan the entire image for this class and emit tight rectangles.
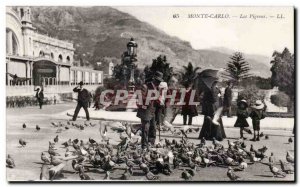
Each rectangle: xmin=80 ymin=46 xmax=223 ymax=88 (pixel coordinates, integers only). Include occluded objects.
xmin=66 ymin=56 xmax=70 ymax=63
xmin=51 ymin=53 xmax=54 ymax=59
xmin=58 ymin=54 xmax=63 ymax=62
xmin=39 ymin=51 xmax=45 ymax=57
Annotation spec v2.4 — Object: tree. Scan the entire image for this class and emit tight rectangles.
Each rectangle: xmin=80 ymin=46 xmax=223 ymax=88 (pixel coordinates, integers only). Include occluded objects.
xmin=145 ymin=55 xmax=173 ymax=82
xmin=223 ymin=52 xmax=251 ymax=85
xmin=179 ymin=62 xmax=201 ymax=86
xmin=270 ymin=48 xmax=294 ymax=112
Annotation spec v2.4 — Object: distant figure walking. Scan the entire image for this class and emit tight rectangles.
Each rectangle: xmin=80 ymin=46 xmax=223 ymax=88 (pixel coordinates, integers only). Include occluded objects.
xmin=223 ymin=81 xmax=233 ymax=117
xmin=34 ymin=87 xmax=44 ymax=109
xmin=181 ymin=83 xmax=198 ymax=125
xmin=72 ymin=81 xmax=90 ymax=121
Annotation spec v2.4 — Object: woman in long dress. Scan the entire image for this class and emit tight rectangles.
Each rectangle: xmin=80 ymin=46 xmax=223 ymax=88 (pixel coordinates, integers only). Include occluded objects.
xmin=198 ymin=70 xmax=226 ymax=141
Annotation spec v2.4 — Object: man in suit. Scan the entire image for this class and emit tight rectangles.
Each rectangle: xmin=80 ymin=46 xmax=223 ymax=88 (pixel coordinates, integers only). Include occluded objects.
xmin=72 ymin=81 xmax=91 ymax=121
xmin=34 ymin=87 xmax=44 ymax=109
xmin=137 ymin=71 xmax=163 ymax=151
xmin=223 ymin=81 xmax=233 ymax=117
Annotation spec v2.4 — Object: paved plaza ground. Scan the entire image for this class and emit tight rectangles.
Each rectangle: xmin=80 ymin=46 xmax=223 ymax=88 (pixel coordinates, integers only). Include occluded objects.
xmin=6 ymin=102 xmax=295 ymax=181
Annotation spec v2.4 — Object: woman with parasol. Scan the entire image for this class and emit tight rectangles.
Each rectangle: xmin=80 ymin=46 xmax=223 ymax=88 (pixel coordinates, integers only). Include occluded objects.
xmin=197 ymin=69 xmax=226 ymax=141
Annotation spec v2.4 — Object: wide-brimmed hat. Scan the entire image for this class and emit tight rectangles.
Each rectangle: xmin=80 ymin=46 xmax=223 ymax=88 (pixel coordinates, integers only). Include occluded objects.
xmin=79 ymin=81 xmax=84 ymax=85
xmin=154 ymin=71 xmax=164 ymax=82
xmin=252 ymin=100 xmax=264 ymax=110
xmin=158 ymin=81 xmax=168 ymax=89
xmin=198 ymin=69 xmax=219 ymax=89
xmin=238 ymin=99 xmax=248 ymax=108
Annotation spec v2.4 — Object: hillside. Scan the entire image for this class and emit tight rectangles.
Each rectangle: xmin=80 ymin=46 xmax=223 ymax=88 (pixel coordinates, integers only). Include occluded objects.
xmin=30 ymin=6 xmax=271 ymax=77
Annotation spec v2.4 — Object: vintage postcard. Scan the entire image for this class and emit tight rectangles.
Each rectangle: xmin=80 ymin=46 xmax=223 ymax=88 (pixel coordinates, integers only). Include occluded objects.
xmin=6 ymin=6 xmax=295 ymax=182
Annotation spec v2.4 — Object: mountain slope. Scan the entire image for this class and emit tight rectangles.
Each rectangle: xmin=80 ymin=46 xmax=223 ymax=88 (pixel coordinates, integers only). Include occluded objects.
xmin=30 ymin=6 xmax=271 ymax=77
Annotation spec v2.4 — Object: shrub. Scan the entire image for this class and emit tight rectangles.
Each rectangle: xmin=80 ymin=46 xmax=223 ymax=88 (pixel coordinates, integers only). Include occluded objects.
xmin=270 ymin=92 xmax=290 ymax=107
xmin=237 ymin=85 xmax=265 ymax=106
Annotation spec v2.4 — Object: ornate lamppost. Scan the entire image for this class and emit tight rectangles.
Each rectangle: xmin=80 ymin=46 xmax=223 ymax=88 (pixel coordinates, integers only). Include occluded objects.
xmin=122 ymin=38 xmax=138 ymax=92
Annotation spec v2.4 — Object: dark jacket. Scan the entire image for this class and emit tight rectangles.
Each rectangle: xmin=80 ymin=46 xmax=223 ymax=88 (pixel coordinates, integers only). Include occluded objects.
xmin=234 ymin=108 xmax=249 ymax=127
xmin=201 ymin=87 xmax=219 ymax=117
xmin=73 ymin=87 xmax=90 ymax=106
xmin=249 ymin=109 xmax=265 ymax=126
xmin=223 ymin=87 xmax=232 ymax=107
xmin=181 ymin=88 xmax=198 ymax=117
xmin=136 ymin=82 xmax=156 ymax=121
xmin=35 ymin=89 xmax=44 ymax=100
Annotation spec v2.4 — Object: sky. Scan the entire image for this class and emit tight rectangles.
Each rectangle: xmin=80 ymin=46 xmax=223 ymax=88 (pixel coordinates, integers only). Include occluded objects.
xmin=115 ymin=6 xmax=294 ymax=57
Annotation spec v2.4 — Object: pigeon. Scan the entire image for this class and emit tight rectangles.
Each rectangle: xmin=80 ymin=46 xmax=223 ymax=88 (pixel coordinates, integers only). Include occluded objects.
xmin=265 ymin=135 xmax=269 ymax=139
xmin=40 ymin=164 xmax=49 ymax=180
xmin=72 ymin=138 xmax=79 ymax=145
xmin=145 ymin=167 xmax=159 ymax=180
xmin=62 ymin=142 xmax=69 ymax=148
xmin=79 ymin=166 xmax=93 ymax=180
xmin=65 ymin=126 xmax=69 ymax=130
xmin=49 ymin=141 xmax=56 ymax=149
xmin=181 ymin=169 xmax=193 ymax=180
xmin=250 ymin=152 xmax=262 ymax=162
xmin=22 ymin=123 xmax=26 ymax=129
xmin=48 ymin=147 xmax=60 ymax=156
xmin=89 ymin=138 xmax=97 ymax=144
xmin=19 ymin=139 xmax=27 ymax=147
xmin=104 ymin=171 xmax=110 ymax=180
xmin=99 ymin=125 xmax=109 ymax=142
xmin=259 ymin=132 xmax=264 ymax=137
xmin=279 ymin=160 xmax=294 ymax=174
xmin=286 ymin=152 xmax=294 ymax=163
xmin=80 ymin=125 xmax=84 ymax=130
xmin=41 ymin=152 xmax=51 ymax=163
xmin=65 ymin=148 xmax=73 ymax=157
xmin=250 ymin=144 xmax=255 ymax=152
xmin=288 ymin=137 xmax=293 ymax=144
xmin=269 ymin=163 xmax=286 ymax=178
xmin=90 ymin=123 xmax=96 ymax=127
xmin=51 ymin=122 xmax=58 ymax=127
xmin=120 ymin=168 xmax=131 ymax=180
xmin=6 ymin=154 xmax=15 ymax=168
xmin=227 ymin=167 xmax=240 ymax=181
xmin=50 ymin=155 xmax=63 ymax=166
xmin=257 ymin=146 xmax=268 ymax=153
xmin=269 ymin=152 xmax=275 ymax=164
xmin=186 ymin=168 xmax=195 ymax=177
xmin=235 ymin=158 xmax=248 ymax=171
xmin=36 ymin=125 xmax=41 ymax=131
xmin=54 ymin=135 xmax=59 ymax=143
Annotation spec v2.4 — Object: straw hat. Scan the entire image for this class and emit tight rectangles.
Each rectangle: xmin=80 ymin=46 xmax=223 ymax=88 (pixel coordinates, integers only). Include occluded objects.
xmin=252 ymin=100 xmax=264 ymax=110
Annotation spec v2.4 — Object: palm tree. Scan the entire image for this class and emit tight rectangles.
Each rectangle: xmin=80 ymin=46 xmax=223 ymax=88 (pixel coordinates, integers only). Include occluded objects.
xmin=180 ymin=62 xmax=201 ymax=87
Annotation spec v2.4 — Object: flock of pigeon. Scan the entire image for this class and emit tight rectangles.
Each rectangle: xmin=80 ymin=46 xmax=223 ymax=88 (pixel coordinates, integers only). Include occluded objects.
xmin=6 ymin=120 xmax=295 ymax=181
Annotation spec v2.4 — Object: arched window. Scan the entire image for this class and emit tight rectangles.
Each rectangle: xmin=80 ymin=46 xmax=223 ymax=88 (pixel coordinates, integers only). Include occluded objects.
xmin=66 ymin=56 xmax=70 ymax=63
xmin=58 ymin=54 xmax=63 ymax=62
xmin=6 ymin=28 xmax=19 ymax=55
xmin=39 ymin=50 xmax=45 ymax=57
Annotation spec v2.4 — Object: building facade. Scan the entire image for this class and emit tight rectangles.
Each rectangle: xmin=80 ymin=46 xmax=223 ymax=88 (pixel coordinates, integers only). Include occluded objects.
xmin=6 ymin=6 xmax=103 ymax=96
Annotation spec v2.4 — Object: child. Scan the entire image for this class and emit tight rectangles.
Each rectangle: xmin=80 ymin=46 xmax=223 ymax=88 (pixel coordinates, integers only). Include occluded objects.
xmin=249 ymin=100 xmax=266 ymax=141
xmin=234 ymin=100 xmax=249 ymax=140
